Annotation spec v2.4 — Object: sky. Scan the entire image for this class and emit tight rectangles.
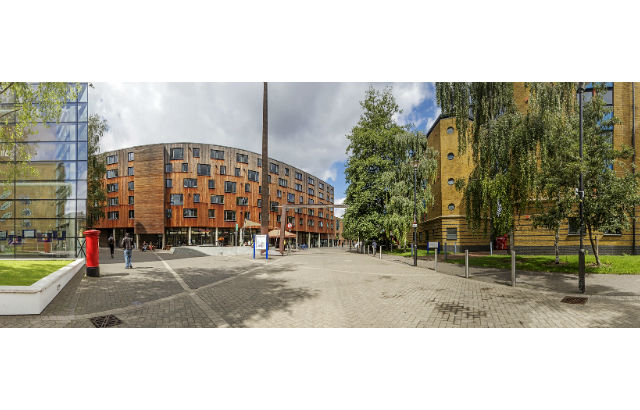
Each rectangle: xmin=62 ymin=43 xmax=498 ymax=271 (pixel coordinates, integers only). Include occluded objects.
xmin=89 ymin=83 xmax=440 ymax=217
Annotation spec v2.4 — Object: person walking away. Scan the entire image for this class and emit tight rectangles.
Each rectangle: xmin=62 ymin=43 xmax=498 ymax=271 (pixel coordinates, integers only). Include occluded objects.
xmin=121 ymin=232 xmax=134 ymax=269
xmin=108 ymin=234 xmax=115 ymax=258
xmin=372 ymin=240 xmax=377 ymax=257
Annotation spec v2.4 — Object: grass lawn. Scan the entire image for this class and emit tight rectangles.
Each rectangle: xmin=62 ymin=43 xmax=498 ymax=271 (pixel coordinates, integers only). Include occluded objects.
xmin=446 ymin=254 xmax=640 ymax=275
xmin=0 ymin=260 xmax=74 ymax=286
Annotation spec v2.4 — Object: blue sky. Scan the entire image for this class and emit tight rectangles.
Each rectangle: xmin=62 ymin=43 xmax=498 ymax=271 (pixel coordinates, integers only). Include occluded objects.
xmin=89 ymin=83 xmax=439 ymax=216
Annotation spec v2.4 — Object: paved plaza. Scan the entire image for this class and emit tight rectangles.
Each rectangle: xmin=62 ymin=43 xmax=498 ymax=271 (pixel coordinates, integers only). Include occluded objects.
xmin=1 ymin=247 xmax=639 ymax=328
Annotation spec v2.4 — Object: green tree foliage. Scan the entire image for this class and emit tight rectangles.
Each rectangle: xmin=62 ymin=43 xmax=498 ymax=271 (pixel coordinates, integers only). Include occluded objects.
xmin=0 ymin=82 xmax=75 ymax=182
xmin=343 ymin=86 xmax=437 ymax=248
xmin=87 ymin=114 xmax=108 ymax=227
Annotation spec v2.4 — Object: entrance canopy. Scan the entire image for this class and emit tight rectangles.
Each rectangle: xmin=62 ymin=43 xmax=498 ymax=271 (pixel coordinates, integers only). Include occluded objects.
xmin=243 ymin=219 xmax=261 ymax=229
xmin=268 ymin=229 xmax=296 ymax=239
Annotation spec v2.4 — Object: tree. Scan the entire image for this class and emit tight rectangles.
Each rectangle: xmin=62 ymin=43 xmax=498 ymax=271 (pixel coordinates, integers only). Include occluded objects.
xmin=436 ymin=82 xmax=577 ymax=249
xmin=343 ymin=86 xmax=437 ymax=248
xmin=1 ymin=83 xmax=75 ymax=183
xmin=87 ymin=114 xmax=108 ymax=227
xmin=580 ymin=83 xmax=640 ymax=265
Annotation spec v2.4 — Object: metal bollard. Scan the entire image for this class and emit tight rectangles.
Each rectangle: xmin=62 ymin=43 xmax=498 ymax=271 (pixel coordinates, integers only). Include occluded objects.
xmin=465 ymin=249 xmax=469 ymax=279
xmin=434 ymin=247 xmax=438 ymax=272
xmin=489 ymin=241 xmax=493 ymax=256
xmin=379 ymin=245 xmax=382 ymax=260
xmin=511 ymin=250 xmax=516 ymax=286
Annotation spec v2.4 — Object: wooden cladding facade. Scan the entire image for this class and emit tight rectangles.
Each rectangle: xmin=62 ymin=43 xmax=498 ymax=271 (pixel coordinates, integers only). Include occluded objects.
xmin=95 ymin=142 xmax=337 ymax=237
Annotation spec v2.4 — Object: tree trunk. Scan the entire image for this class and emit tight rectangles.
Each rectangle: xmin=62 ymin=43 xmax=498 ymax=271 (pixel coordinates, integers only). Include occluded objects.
xmin=554 ymin=228 xmax=560 ymax=264
xmin=587 ymin=225 xmax=601 ymax=266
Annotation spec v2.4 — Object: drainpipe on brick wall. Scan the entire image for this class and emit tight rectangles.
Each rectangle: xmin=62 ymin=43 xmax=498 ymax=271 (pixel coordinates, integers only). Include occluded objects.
xmin=633 ymin=83 xmax=637 ymax=255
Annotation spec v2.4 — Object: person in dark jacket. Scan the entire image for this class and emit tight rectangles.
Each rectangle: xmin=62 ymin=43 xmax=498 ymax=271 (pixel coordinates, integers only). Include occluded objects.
xmin=121 ymin=232 xmax=134 ymax=269
xmin=108 ymin=235 xmax=115 ymax=258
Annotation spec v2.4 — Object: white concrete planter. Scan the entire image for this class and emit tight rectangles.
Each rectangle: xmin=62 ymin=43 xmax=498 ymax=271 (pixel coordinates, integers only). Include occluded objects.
xmin=0 ymin=259 xmax=85 ymax=315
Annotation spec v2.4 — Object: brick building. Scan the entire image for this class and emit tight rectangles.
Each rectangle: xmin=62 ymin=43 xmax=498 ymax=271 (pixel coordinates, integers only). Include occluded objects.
xmin=95 ymin=143 xmax=337 ymax=248
xmin=420 ymin=82 xmax=639 ymax=255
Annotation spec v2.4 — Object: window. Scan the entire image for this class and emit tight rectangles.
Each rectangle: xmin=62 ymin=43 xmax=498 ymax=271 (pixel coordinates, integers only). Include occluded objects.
xmin=224 ymin=181 xmax=236 ymax=193
xmin=568 ymin=217 xmax=581 ymax=235
xmin=208 ymin=209 xmax=215 ymax=218
xmin=108 ymin=211 xmax=119 ymax=220
xmin=220 ymin=165 xmax=226 ymax=175
xmin=448 ymin=178 xmax=455 ymax=185
xmin=183 ymin=209 xmax=197 ymax=218
xmin=295 ymin=171 xmax=303 ymax=180
xmin=245 ymin=183 xmax=251 ymax=193
xmin=257 ymin=199 xmax=262 ymax=207
xmin=257 ymin=158 xmax=262 ymax=167
xmin=107 ymin=183 xmax=118 ymax=192
xmin=108 ymin=197 xmax=118 ymax=206
xmin=236 ymin=153 xmax=248 ymax=163
xmin=127 ymin=166 xmax=134 ymax=176
xmin=128 ymin=196 xmax=134 ymax=205
xmin=308 ymin=198 xmax=314 ymax=205
xmin=211 ymin=149 xmax=224 ymax=160
xmin=106 ymin=169 xmax=118 ymax=178
xmin=234 ymin=167 xmax=241 ymax=177
xmin=170 ymin=148 xmax=184 ymax=160
xmin=277 ymin=190 xmax=282 ymax=198
xmin=319 ymin=182 xmax=324 ymax=190
xmin=309 ymin=209 xmax=314 ymax=216
xmin=165 ymin=163 xmax=172 ymax=173
xmin=259 ymin=186 xmax=262 ymax=194
xmin=197 ymin=164 xmax=211 ymax=176
xmin=277 ymin=215 xmax=281 ymax=223
xmin=106 ymin=154 xmax=118 ymax=165
xmin=319 ymin=192 xmax=324 ymax=199
xmin=604 ymin=228 xmax=622 ymax=236
xmin=224 ymin=210 xmax=236 ymax=221
xmin=128 ymin=152 xmax=134 ymax=161
xmin=285 ymin=168 xmax=289 ymax=176
xmin=308 ymin=188 xmax=314 ymax=196
xmin=245 ymin=212 xmax=250 ymax=221
xmin=248 ymin=170 xmax=259 ymax=182
xmin=269 ymin=162 xmax=279 ymax=174
xmin=270 ymin=201 xmax=279 ymax=212
xmin=208 ymin=179 xmax=215 ymax=189
xmin=295 ymin=183 xmax=302 ymax=191
xmin=128 ymin=181 xmax=134 ymax=190
xmin=184 ymin=178 xmax=198 ymax=188
xmin=446 ymin=127 xmax=454 ymax=134
xmin=308 ymin=176 xmax=314 ymax=185
xmin=319 ymin=221 xmax=323 ymax=228
xmin=193 ymin=148 xmax=200 ymax=158
xmin=210 ymin=195 xmax=224 ymax=204
xmin=278 ymin=178 xmax=288 ymax=187
xmin=236 ymin=197 xmax=248 ymax=206
xmin=299 ymin=195 xmax=304 ymax=204
xmin=287 ymin=193 xmax=295 ymax=203
xmin=319 ymin=211 xmax=324 ymax=218
xmin=446 ymin=227 xmax=457 ymax=240
xmin=193 ymin=194 xmax=200 ymax=203
xmin=448 ymin=203 xmax=455 ymax=211
xmin=166 ymin=209 xmax=172 ymax=218
xmin=165 ymin=179 xmax=172 ymax=188
xmin=447 ymin=153 xmax=455 ymax=160
xmin=295 ymin=208 xmax=302 ymax=214
xmin=308 ymin=219 xmax=314 ymax=227
xmin=170 ymin=194 xmax=183 ymax=205
xmin=300 ymin=218 xmax=304 ymax=225
xmin=128 ymin=210 xmax=134 ymax=219
xmin=181 ymin=163 xmax=188 ymax=173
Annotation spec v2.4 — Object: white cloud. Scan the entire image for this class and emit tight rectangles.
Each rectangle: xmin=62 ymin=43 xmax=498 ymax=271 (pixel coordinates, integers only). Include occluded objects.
xmin=334 ymin=197 xmax=346 ymax=218
xmin=89 ymin=82 xmax=434 ymax=185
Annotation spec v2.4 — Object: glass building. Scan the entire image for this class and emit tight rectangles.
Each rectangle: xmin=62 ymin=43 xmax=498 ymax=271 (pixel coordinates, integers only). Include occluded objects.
xmin=0 ymin=83 xmax=88 ymax=258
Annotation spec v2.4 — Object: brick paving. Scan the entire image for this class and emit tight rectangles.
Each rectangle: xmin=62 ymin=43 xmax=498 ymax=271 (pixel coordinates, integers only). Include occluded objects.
xmin=1 ymin=247 xmax=639 ymax=328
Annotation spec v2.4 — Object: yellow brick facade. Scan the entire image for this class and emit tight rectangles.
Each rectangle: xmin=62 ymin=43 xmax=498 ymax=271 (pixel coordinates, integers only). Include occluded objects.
xmin=421 ymin=82 xmax=639 ymax=255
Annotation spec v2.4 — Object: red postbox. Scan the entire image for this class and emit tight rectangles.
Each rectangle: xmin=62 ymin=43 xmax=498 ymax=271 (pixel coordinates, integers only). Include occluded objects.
xmin=83 ymin=229 xmax=101 ymax=277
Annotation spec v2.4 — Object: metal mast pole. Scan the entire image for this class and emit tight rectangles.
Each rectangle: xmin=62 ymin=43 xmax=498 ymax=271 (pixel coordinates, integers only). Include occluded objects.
xmin=413 ymin=162 xmax=418 ymax=267
xmin=261 ymin=82 xmax=269 ymax=237
xmin=578 ymin=82 xmax=586 ymax=293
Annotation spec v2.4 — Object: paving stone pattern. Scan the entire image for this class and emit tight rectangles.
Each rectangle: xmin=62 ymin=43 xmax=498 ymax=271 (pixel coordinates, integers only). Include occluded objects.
xmin=1 ymin=247 xmax=640 ymax=328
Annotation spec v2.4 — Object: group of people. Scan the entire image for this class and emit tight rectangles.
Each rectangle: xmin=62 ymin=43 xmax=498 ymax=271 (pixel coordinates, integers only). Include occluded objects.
xmin=107 ymin=233 xmax=155 ymax=269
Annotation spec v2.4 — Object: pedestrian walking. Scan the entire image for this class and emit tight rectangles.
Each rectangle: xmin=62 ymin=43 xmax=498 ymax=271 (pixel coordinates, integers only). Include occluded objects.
xmin=121 ymin=232 xmax=134 ymax=269
xmin=372 ymin=240 xmax=377 ymax=257
xmin=108 ymin=234 xmax=115 ymax=258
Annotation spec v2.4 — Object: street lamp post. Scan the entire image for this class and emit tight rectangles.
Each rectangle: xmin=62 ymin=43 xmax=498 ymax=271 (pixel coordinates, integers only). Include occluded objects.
xmin=413 ymin=160 xmax=418 ymax=267
xmin=578 ymin=82 xmax=586 ymax=294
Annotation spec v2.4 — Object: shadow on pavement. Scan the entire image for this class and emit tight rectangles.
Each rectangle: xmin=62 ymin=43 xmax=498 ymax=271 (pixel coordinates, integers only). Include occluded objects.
xmin=97 ymin=247 xmax=207 ymax=265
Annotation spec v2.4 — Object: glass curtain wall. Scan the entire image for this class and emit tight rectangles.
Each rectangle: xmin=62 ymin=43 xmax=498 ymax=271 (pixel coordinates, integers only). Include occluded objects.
xmin=0 ymin=83 xmax=88 ymax=258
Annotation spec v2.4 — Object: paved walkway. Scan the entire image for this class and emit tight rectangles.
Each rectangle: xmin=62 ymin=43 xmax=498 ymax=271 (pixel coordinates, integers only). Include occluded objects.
xmin=376 ymin=250 xmax=640 ymax=296
xmin=1 ymin=247 xmax=639 ymax=327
